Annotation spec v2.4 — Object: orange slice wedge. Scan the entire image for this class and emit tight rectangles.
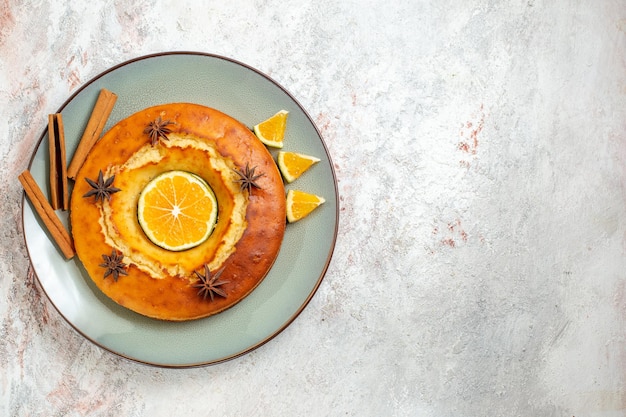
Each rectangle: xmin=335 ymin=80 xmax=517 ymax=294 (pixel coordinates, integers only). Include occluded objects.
xmin=253 ymin=110 xmax=288 ymax=148
xmin=277 ymin=151 xmax=320 ymax=183
xmin=286 ymin=189 xmax=325 ymax=223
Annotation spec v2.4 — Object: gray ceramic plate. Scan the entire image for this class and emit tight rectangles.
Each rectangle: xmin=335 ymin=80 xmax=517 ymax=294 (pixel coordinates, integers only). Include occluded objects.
xmin=22 ymin=52 xmax=338 ymax=367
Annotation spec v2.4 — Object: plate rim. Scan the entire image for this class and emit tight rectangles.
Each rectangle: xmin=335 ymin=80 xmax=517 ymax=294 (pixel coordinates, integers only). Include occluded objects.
xmin=20 ymin=51 xmax=339 ymax=367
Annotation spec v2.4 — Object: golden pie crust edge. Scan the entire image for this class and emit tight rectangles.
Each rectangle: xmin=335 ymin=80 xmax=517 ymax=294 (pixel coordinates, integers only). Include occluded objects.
xmin=70 ymin=103 xmax=286 ymax=321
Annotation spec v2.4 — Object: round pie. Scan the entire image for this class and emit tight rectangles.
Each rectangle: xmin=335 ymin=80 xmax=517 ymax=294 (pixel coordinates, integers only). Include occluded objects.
xmin=70 ymin=103 xmax=286 ymax=321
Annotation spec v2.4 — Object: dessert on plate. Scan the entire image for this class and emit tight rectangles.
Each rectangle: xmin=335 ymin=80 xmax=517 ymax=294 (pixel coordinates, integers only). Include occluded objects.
xmin=70 ymin=103 xmax=286 ymax=321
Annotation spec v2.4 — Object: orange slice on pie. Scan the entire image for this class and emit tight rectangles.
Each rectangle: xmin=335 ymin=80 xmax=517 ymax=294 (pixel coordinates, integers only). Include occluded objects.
xmin=137 ymin=171 xmax=218 ymax=251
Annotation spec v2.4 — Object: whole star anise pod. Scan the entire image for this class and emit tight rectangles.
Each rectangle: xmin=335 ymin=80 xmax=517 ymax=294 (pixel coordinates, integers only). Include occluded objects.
xmin=144 ymin=116 xmax=175 ymax=146
xmin=233 ymin=163 xmax=264 ymax=193
xmin=192 ymin=264 xmax=229 ymax=301
xmin=99 ymin=249 xmax=128 ymax=281
xmin=83 ymin=170 xmax=121 ymax=203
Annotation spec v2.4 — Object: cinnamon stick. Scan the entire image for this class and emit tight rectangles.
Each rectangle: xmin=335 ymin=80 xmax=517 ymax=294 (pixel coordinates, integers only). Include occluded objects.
xmin=67 ymin=88 xmax=117 ymax=179
xmin=19 ymin=170 xmax=75 ymax=259
xmin=48 ymin=113 xmax=69 ymax=210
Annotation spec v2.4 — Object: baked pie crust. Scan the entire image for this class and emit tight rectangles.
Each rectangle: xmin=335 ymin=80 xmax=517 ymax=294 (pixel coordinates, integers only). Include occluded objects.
xmin=70 ymin=103 xmax=286 ymax=321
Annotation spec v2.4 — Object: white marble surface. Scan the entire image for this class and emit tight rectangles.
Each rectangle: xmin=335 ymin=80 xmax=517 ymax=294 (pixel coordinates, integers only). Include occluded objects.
xmin=1 ymin=0 xmax=625 ymax=415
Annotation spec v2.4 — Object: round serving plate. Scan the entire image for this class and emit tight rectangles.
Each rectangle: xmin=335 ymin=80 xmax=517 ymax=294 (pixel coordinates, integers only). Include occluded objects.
xmin=22 ymin=52 xmax=338 ymax=367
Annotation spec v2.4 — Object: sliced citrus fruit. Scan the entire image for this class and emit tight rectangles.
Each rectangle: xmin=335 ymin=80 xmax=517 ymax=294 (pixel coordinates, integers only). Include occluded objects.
xmin=277 ymin=151 xmax=320 ymax=183
xmin=137 ymin=171 xmax=218 ymax=251
xmin=286 ymin=189 xmax=325 ymax=223
xmin=253 ymin=110 xmax=288 ymax=148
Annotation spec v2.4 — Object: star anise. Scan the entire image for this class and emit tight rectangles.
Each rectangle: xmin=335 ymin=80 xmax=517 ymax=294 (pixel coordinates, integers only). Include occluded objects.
xmin=144 ymin=116 xmax=175 ymax=146
xmin=192 ymin=264 xmax=229 ymax=301
xmin=233 ymin=163 xmax=264 ymax=192
xmin=99 ymin=249 xmax=128 ymax=281
xmin=83 ymin=170 xmax=121 ymax=203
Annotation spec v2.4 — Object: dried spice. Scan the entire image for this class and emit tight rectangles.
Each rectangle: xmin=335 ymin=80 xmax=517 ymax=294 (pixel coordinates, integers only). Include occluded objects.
xmin=144 ymin=116 xmax=175 ymax=146
xmin=233 ymin=163 xmax=263 ymax=192
xmin=99 ymin=249 xmax=128 ymax=281
xmin=192 ymin=264 xmax=229 ymax=301
xmin=83 ymin=170 xmax=121 ymax=203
